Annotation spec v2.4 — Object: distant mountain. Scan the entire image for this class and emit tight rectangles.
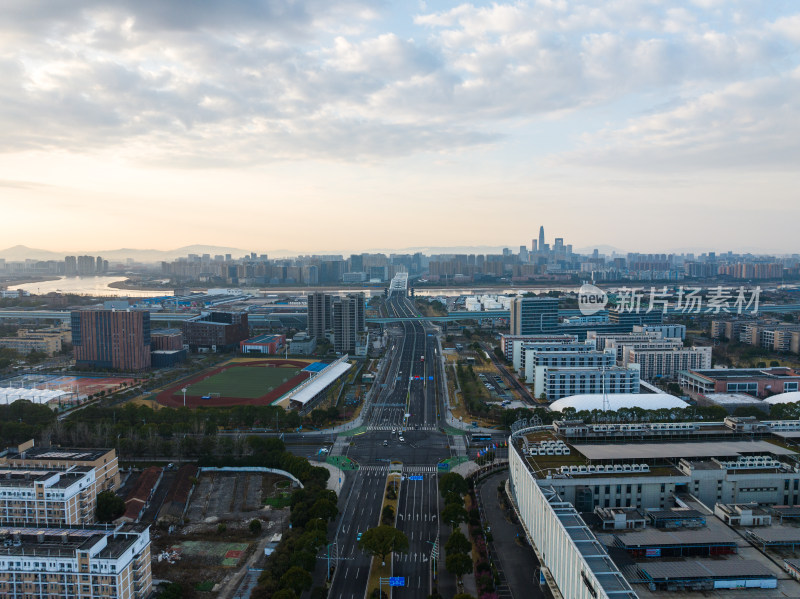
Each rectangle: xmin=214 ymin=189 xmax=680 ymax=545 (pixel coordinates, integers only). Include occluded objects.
xmin=0 ymin=244 xmax=258 ymax=263
xmin=0 ymin=245 xmax=65 ymax=261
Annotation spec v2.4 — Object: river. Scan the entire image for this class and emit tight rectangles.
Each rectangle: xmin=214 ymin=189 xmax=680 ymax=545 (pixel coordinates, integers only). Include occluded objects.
xmin=8 ymin=276 xmax=580 ymax=299
xmin=8 ymin=276 xmax=170 ymax=298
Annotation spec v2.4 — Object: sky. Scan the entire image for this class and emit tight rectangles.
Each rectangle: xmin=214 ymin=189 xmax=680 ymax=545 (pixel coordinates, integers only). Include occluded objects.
xmin=1 ymin=0 xmax=799 ymax=255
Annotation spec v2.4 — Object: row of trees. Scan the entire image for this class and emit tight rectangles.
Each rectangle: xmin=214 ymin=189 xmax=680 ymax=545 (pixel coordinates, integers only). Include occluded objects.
xmin=248 ymin=438 xmax=333 ymax=599
xmin=439 ymin=473 xmax=473 ymax=588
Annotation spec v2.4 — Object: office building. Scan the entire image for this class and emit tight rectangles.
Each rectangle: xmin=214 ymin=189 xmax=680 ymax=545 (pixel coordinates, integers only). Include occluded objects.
xmin=307 ymin=292 xmax=332 ymax=340
xmin=608 ymin=307 xmax=664 ymax=327
xmin=501 ymin=333 xmax=577 ymax=368
xmin=0 ymin=527 xmax=152 ymax=599
xmin=240 ymin=334 xmax=286 ymax=354
xmin=289 ymin=332 xmax=316 ymax=355
xmin=71 ymin=310 xmax=151 ymax=371
xmin=509 ymin=297 xmax=559 ymax=335
xmin=182 ymin=311 xmax=249 ymax=352
xmin=333 ymin=293 xmax=365 ymax=354
xmin=624 ymin=346 xmax=711 ymax=381
xmin=679 ymin=367 xmax=800 ymax=398
xmin=633 ymin=324 xmax=686 ymax=341
xmin=525 ymin=347 xmax=615 ymax=397
xmin=542 ymin=364 xmax=640 ymax=401
xmin=150 ymin=329 xmax=183 ymax=351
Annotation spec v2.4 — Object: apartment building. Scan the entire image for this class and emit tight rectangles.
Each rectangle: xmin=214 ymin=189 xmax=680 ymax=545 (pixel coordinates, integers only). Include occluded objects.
xmin=624 ymin=346 xmax=712 ymax=381
xmin=0 ymin=526 xmax=151 ymax=599
xmin=0 ymin=443 xmax=120 ymax=497
xmin=0 ymin=467 xmax=97 ymax=527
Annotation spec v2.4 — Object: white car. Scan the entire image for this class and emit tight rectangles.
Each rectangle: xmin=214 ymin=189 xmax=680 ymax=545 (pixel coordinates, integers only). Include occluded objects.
xmin=398 ymin=435 xmax=405 ymax=442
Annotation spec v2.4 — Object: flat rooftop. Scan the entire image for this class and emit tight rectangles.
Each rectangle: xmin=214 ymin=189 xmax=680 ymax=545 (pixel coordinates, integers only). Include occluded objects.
xmin=690 ymin=368 xmax=800 ymax=381
xmin=6 ymin=447 xmax=112 ymax=462
xmin=572 ymin=440 xmax=795 ymax=461
xmin=641 ymin=559 xmax=774 ymax=581
xmin=614 ymin=528 xmax=737 ymax=548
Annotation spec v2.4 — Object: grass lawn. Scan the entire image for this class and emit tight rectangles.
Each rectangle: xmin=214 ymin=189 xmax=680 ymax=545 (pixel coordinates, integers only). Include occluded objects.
xmin=184 ymin=366 xmax=302 ymax=399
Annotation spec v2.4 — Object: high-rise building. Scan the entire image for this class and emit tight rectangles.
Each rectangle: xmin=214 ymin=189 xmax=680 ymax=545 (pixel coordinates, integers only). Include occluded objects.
xmin=333 ymin=293 xmax=365 ymax=354
xmin=538 ymin=226 xmax=545 ymax=254
xmin=307 ymin=292 xmax=332 ymax=339
xmin=65 ymin=255 xmax=77 ymax=275
xmin=71 ymin=310 xmax=151 ymax=371
xmin=509 ymin=297 xmax=559 ymax=335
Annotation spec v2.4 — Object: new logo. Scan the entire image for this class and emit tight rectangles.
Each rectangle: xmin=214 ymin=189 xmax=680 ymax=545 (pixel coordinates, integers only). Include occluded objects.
xmin=578 ymin=283 xmax=608 ymax=316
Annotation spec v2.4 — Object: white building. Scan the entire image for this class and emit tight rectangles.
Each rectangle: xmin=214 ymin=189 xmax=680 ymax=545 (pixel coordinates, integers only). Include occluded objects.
xmin=624 ymin=346 xmax=712 ymax=381
xmin=0 ymin=527 xmax=152 ymax=599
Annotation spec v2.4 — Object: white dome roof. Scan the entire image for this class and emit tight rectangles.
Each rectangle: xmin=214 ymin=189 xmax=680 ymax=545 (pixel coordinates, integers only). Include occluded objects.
xmin=764 ymin=391 xmax=800 ymax=405
xmin=549 ymin=393 xmax=688 ymax=412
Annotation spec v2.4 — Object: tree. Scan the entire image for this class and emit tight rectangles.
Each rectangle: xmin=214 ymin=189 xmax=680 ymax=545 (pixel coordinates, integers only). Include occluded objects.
xmin=358 ymin=525 xmax=409 ymax=565
xmin=249 ymin=519 xmax=263 ymax=534
xmin=439 ymin=472 xmax=468 ymax=498
xmin=445 ymin=530 xmax=471 ymax=556
xmin=446 ymin=552 xmax=473 ymax=583
xmin=441 ymin=503 xmax=468 ymax=529
xmin=95 ymin=490 xmax=125 ymax=522
xmin=453 ymin=594 xmax=477 ymax=599
xmin=155 ymin=583 xmax=184 ymax=599
xmin=272 ymin=590 xmax=298 ymax=599
xmin=381 ymin=505 xmax=395 ymax=525
xmin=279 ymin=566 xmax=312 ymax=596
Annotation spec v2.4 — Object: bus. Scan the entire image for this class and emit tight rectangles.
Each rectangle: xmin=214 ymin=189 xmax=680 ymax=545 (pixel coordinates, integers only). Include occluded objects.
xmin=471 ymin=434 xmax=492 ymax=443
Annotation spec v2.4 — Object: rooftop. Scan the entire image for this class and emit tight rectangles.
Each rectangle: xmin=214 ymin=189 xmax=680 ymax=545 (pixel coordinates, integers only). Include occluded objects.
xmin=6 ymin=447 xmax=113 ymax=463
xmin=572 ymin=440 xmax=795 ymax=461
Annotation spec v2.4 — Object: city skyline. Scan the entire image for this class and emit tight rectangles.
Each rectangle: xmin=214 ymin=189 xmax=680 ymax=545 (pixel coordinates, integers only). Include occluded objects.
xmin=1 ymin=1 xmax=799 ymax=252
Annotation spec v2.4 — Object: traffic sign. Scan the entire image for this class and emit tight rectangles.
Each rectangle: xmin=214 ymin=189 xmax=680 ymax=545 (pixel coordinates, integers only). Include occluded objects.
xmin=389 ymin=577 xmax=405 ymax=587
xmin=409 ymin=475 xmax=423 ymax=481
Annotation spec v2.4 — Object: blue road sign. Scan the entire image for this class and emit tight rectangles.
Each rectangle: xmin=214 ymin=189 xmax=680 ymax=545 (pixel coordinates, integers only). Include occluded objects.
xmin=437 ymin=462 xmax=450 ymax=470
xmin=389 ymin=577 xmax=405 ymax=587
xmin=409 ymin=475 xmax=423 ymax=481
xmin=428 ymin=376 xmax=434 ymax=380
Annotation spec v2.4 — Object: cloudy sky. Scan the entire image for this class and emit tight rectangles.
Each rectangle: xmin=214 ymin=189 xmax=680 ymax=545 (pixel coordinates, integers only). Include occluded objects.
xmin=1 ymin=0 xmax=799 ymax=254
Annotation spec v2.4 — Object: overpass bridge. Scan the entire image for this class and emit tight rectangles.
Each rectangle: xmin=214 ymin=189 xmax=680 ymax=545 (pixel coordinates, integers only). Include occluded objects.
xmin=2 ymin=304 xmax=800 ymax=325
xmin=387 ymin=271 xmax=409 ymax=296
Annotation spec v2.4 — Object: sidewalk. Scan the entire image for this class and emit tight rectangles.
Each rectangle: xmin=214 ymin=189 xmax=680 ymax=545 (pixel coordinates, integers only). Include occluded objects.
xmin=476 ymin=471 xmax=545 ymax=599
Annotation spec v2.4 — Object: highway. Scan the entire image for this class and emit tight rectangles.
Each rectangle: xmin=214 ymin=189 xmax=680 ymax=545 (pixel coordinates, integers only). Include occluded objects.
xmin=328 ymin=293 xmax=450 ymax=599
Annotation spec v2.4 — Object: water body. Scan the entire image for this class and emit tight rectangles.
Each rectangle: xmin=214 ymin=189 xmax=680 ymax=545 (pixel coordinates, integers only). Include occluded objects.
xmin=9 ymin=276 xmax=169 ymax=298
xmin=9 ymin=277 xmax=580 ymax=299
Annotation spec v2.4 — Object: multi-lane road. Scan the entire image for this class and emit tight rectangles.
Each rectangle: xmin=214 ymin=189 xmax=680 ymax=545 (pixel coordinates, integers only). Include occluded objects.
xmin=327 ymin=293 xmax=451 ymax=599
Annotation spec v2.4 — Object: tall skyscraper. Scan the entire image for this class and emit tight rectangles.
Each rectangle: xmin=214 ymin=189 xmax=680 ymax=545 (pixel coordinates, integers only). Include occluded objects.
xmin=71 ymin=310 xmax=151 ymax=371
xmin=333 ymin=293 xmax=365 ymax=354
xmin=307 ymin=292 xmax=332 ymax=339
xmin=538 ymin=226 xmax=545 ymax=254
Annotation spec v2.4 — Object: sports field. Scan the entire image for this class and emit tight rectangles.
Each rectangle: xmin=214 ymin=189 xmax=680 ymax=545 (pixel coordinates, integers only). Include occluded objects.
xmin=186 ymin=365 xmax=302 ymax=399
xmin=156 ymin=359 xmax=313 ymax=408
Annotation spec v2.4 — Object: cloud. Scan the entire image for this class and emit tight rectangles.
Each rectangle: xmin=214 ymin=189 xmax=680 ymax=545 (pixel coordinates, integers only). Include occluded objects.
xmin=558 ymin=67 xmax=800 ymax=171
xmin=0 ymin=1 xmax=797 ymax=167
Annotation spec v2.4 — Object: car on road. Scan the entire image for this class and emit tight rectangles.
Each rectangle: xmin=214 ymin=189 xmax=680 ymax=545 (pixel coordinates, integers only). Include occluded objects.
xmin=398 ymin=435 xmax=405 ymax=442
xmin=392 ymin=428 xmax=397 ymax=434
xmin=383 ymin=440 xmax=389 ymax=446
xmin=319 ymin=447 xmax=329 ymax=453
xmin=356 ymin=532 xmax=363 ymax=541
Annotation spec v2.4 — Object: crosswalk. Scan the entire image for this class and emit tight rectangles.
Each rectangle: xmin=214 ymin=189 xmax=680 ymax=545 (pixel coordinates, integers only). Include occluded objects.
xmin=356 ymin=464 xmax=440 ymax=474
xmin=367 ymin=425 xmax=438 ymax=431
xmin=403 ymin=465 xmax=438 ymax=474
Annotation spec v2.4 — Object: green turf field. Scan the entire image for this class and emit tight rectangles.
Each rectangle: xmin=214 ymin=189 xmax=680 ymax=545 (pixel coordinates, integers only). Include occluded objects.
xmin=184 ymin=366 xmax=303 ymax=399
